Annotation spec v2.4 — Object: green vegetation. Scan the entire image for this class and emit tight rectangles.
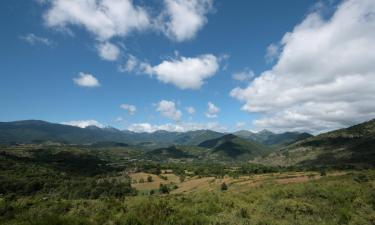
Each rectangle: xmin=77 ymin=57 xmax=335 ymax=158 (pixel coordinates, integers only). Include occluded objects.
xmin=1 ymin=169 xmax=374 ymax=225
xmin=0 ymin=146 xmax=136 ymax=200
xmin=258 ymin=119 xmax=375 ymax=167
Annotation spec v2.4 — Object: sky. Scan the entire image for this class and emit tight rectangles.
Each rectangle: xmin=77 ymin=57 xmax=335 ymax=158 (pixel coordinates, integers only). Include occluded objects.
xmin=1 ymin=0 xmax=375 ymax=134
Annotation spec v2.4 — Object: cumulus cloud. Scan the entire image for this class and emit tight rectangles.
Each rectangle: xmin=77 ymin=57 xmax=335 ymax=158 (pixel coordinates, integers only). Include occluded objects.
xmin=43 ymin=0 xmax=150 ymax=41
xmin=20 ymin=33 xmax=53 ymax=46
xmin=96 ymin=42 xmax=120 ymax=61
xmin=206 ymin=101 xmax=219 ymax=118
xmin=125 ymin=54 xmax=219 ymax=89
xmin=62 ymin=120 xmax=104 ymax=128
xmin=120 ymin=104 xmax=137 ymax=115
xmin=156 ymin=100 xmax=182 ymax=121
xmin=230 ymin=0 xmax=375 ymax=133
xmin=232 ymin=68 xmax=255 ymax=82
xmin=42 ymin=0 xmax=215 ymax=70
xmin=159 ymin=0 xmax=213 ymax=42
xmin=43 ymin=0 xmax=212 ymax=43
xmin=73 ymin=72 xmax=100 ymax=87
xmin=127 ymin=122 xmax=226 ymax=133
xmin=186 ymin=106 xmax=196 ymax=115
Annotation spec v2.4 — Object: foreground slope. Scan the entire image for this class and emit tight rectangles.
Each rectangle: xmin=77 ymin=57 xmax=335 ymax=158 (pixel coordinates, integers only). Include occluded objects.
xmin=258 ymin=119 xmax=375 ymax=167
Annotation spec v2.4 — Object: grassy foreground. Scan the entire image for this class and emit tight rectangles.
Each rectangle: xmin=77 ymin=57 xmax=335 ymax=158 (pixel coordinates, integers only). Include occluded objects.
xmin=1 ymin=171 xmax=374 ymax=225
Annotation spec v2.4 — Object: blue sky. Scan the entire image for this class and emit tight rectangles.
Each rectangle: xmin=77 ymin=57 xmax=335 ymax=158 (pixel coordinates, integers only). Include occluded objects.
xmin=1 ymin=0 xmax=375 ymax=133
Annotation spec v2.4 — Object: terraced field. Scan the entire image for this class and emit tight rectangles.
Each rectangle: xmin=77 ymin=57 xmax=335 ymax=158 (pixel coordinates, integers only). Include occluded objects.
xmin=129 ymin=171 xmax=348 ymax=194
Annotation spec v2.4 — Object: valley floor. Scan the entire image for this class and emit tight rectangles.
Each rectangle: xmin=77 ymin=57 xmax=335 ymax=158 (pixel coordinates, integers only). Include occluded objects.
xmin=1 ymin=144 xmax=374 ymax=224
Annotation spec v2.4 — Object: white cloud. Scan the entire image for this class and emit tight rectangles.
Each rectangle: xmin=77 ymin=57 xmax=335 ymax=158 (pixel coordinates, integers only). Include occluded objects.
xmin=43 ymin=0 xmax=150 ymax=41
xmin=265 ymin=43 xmax=280 ymax=63
xmin=20 ymin=33 xmax=53 ymax=46
xmin=206 ymin=101 xmax=219 ymax=118
xmin=119 ymin=54 xmax=138 ymax=72
xmin=186 ymin=106 xmax=196 ymax=115
xmin=232 ymin=68 xmax=255 ymax=82
xmin=156 ymin=100 xmax=182 ymax=121
xmin=43 ymin=0 xmax=213 ymax=43
xmin=73 ymin=72 xmax=100 ymax=87
xmin=62 ymin=120 xmax=104 ymax=128
xmin=235 ymin=122 xmax=246 ymax=129
xmin=96 ymin=42 xmax=120 ymax=61
xmin=127 ymin=122 xmax=226 ymax=133
xmin=159 ymin=0 xmax=213 ymax=42
xmin=134 ymin=54 xmax=219 ymax=89
xmin=120 ymin=104 xmax=137 ymax=115
xmin=230 ymin=0 xmax=375 ymax=133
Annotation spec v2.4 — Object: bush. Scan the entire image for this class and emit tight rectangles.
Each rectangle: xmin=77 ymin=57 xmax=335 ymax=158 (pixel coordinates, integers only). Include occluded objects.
xmin=354 ymin=174 xmax=369 ymax=183
xmin=159 ymin=184 xmax=170 ymax=194
xmin=147 ymin=176 xmax=153 ymax=182
xmin=179 ymin=175 xmax=186 ymax=183
xmin=221 ymin=182 xmax=228 ymax=191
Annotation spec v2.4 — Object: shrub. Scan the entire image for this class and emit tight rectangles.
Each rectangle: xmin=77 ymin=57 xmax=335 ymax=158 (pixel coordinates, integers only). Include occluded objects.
xmin=159 ymin=184 xmax=170 ymax=194
xmin=221 ymin=182 xmax=228 ymax=191
xmin=354 ymin=174 xmax=369 ymax=183
xmin=179 ymin=175 xmax=186 ymax=183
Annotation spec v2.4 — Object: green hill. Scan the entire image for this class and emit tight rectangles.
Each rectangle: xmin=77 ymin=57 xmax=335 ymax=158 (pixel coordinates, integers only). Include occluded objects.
xmin=199 ymin=134 xmax=271 ymax=161
xmin=257 ymin=119 xmax=375 ymax=167
xmin=145 ymin=146 xmax=197 ymax=160
xmin=234 ymin=130 xmax=313 ymax=146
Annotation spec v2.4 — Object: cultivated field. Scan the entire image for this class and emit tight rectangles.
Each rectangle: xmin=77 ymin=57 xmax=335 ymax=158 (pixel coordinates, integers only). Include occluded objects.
xmin=128 ymin=170 xmax=348 ymax=194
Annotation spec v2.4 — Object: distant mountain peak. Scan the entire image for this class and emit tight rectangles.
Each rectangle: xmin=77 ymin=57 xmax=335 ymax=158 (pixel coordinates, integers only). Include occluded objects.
xmin=258 ymin=129 xmax=274 ymax=135
xmin=84 ymin=125 xmax=102 ymax=130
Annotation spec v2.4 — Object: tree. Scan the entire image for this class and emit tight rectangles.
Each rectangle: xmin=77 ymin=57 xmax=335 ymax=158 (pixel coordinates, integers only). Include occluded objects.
xmin=221 ymin=182 xmax=228 ymax=191
xmin=147 ymin=175 xmax=153 ymax=182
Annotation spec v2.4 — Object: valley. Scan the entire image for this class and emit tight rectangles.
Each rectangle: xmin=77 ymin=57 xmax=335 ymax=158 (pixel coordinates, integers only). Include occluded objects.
xmin=0 ymin=119 xmax=375 ymax=224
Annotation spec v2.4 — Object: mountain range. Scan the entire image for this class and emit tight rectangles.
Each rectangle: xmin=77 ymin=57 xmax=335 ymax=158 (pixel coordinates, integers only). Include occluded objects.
xmin=0 ymin=120 xmax=310 ymax=147
xmin=2 ymin=119 xmax=374 ymax=166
